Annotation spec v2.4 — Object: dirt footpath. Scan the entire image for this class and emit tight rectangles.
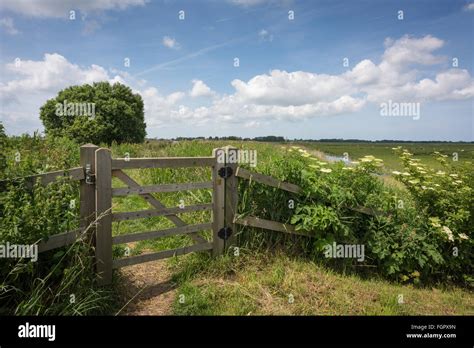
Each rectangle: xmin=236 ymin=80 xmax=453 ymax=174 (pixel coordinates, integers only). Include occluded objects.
xmin=116 ymin=259 xmax=177 ymax=315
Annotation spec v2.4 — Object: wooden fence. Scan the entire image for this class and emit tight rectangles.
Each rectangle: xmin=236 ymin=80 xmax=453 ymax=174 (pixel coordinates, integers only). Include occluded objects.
xmin=3 ymin=144 xmax=380 ymax=285
xmin=3 ymin=145 xmax=239 ymax=285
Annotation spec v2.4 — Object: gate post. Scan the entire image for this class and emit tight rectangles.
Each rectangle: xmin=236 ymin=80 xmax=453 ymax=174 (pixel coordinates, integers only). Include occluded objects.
xmin=79 ymin=144 xmax=98 ymax=243
xmin=95 ymin=148 xmax=113 ymax=285
xmin=224 ymin=146 xmax=238 ymax=250
xmin=212 ymin=148 xmax=225 ymax=256
xmin=212 ymin=146 xmax=238 ymax=256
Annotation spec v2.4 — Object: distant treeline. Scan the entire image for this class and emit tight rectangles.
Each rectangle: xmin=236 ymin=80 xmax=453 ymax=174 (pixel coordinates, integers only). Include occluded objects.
xmin=150 ymin=136 xmax=473 ymax=144
xmin=295 ymin=139 xmax=474 ymax=144
xmin=155 ymin=136 xmax=286 ymax=142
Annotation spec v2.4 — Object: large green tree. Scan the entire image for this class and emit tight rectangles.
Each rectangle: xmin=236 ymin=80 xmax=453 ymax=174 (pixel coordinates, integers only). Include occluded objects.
xmin=40 ymin=82 xmax=146 ymax=144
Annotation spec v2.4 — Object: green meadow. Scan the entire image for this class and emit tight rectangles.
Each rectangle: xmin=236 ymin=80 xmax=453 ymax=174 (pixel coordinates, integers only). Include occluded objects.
xmin=1 ymin=136 xmax=473 ymax=315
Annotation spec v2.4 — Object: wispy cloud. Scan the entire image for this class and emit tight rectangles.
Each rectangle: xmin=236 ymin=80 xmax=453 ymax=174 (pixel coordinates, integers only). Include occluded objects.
xmin=258 ymin=29 xmax=273 ymax=42
xmin=162 ymin=36 xmax=180 ymax=49
xmin=0 ymin=17 xmax=19 ymax=35
xmin=82 ymin=19 xmax=101 ymax=35
xmin=228 ymin=0 xmax=292 ymax=7
xmin=0 ymin=0 xmax=147 ymax=18
xmin=464 ymin=2 xmax=474 ymax=11
xmin=135 ymin=38 xmax=243 ymax=77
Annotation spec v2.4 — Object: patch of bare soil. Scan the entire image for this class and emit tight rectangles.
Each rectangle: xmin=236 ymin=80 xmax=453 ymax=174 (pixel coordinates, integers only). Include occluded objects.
xmin=115 ymin=258 xmax=177 ymax=315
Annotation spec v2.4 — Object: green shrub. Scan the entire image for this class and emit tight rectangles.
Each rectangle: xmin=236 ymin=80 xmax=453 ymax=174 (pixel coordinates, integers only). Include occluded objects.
xmin=0 ymin=129 xmax=114 ymax=314
xmin=240 ymin=146 xmax=473 ymax=285
xmin=40 ymin=82 xmax=146 ymax=145
xmin=391 ymin=148 xmax=473 ymax=283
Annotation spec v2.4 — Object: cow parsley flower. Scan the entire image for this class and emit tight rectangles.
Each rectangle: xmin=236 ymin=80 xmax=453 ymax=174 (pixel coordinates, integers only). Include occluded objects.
xmin=442 ymin=226 xmax=454 ymax=242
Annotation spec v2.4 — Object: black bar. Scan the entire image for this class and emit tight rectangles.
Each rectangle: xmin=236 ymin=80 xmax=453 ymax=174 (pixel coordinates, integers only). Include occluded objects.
xmin=0 ymin=316 xmax=472 ymax=346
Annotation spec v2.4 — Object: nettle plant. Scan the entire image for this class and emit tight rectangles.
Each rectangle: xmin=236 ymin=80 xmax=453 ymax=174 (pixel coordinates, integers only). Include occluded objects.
xmin=0 ymin=133 xmax=112 ymax=314
xmin=0 ymin=178 xmax=79 ymax=245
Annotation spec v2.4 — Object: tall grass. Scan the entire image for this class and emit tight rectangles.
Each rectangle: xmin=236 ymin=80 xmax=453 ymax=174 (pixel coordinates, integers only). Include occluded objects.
xmin=1 ymin=134 xmax=116 ymax=315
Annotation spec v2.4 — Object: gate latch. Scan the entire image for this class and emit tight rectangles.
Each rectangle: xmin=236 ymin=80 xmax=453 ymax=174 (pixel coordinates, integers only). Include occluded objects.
xmin=218 ymin=227 xmax=233 ymax=240
xmin=85 ymin=164 xmax=95 ymax=185
xmin=218 ymin=166 xmax=233 ymax=179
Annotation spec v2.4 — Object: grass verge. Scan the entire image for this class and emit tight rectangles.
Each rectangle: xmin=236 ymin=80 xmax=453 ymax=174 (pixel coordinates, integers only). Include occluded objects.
xmin=169 ymin=251 xmax=474 ymax=315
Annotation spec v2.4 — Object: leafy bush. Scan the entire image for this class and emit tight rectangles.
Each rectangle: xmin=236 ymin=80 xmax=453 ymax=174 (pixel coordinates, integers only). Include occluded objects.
xmin=40 ymin=82 xmax=146 ymax=145
xmin=240 ymin=146 xmax=473 ymax=285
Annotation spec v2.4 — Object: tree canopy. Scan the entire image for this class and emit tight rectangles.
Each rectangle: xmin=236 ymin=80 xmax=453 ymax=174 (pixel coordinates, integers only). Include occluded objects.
xmin=40 ymin=82 xmax=146 ymax=144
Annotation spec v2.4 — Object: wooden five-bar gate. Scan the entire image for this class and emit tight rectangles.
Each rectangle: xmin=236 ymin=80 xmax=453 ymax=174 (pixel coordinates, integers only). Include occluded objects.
xmin=93 ymin=145 xmax=235 ymax=284
xmin=15 ymin=144 xmax=241 ymax=285
xmin=10 ymin=143 xmax=378 ymax=285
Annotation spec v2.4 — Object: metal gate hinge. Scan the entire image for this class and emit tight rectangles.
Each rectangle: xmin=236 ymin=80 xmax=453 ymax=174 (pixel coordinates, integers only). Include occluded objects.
xmin=218 ymin=166 xmax=233 ymax=179
xmin=218 ymin=227 xmax=233 ymax=240
xmin=85 ymin=164 xmax=95 ymax=185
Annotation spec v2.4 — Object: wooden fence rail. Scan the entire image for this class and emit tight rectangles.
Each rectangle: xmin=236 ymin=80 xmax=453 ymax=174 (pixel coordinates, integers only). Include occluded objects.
xmin=0 ymin=167 xmax=84 ymax=189
xmin=112 ymin=222 xmax=213 ymax=245
xmin=234 ymin=216 xmax=297 ymax=234
xmin=112 ymin=203 xmax=213 ymax=221
xmin=112 ymin=181 xmax=212 ymax=196
xmin=37 ymin=228 xmax=84 ymax=253
xmin=112 ymin=157 xmax=215 ymax=170
xmin=235 ymin=167 xmax=301 ymax=194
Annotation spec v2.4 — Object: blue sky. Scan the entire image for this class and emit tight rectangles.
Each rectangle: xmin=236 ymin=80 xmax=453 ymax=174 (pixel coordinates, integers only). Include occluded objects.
xmin=0 ymin=0 xmax=473 ymax=140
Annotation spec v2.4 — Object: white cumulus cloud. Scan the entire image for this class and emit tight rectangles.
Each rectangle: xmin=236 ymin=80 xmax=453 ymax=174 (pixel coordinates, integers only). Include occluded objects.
xmin=189 ymin=80 xmax=215 ymax=98
xmin=0 ymin=53 xmax=113 ymax=104
xmin=0 ymin=53 xmax=122 ymax=131
xmin=0 ymin=35 xmax=473 ymax=135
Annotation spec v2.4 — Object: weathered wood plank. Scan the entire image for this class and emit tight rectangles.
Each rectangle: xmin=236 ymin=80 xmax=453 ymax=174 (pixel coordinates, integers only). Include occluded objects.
xmin=112 ymin=203 xmax=213 ymax=221
xmin=235 ymin=167 xmax=301 ymax=194
xmin=112 ymin=170 xmax=208 ymax=244
xmin=112 ymin=242 xmax=213 ymax=269
xmin=0 ymin=167 xmax=84 ymax=189
xmin=212 ymin=148 xmax=225 ymax=256
xmin=112 ymin=157 xmax=215 ymax=169
xmin=224 ymin=147 xmax=238 ymax=249
xmin=79 ymin=144 xmax=98 ymax=243
xmin=95 ymin=148 xmax=113 ymax=285
xmin=37 ymin=228 xmax=84 ymax=253
xmin=234 ymin=215 xmax=312 ymax=236
xmin=112 ymin=222 xmax=212 ymax=245
xmin=112 ymin=181 xmax=212 ymax=196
